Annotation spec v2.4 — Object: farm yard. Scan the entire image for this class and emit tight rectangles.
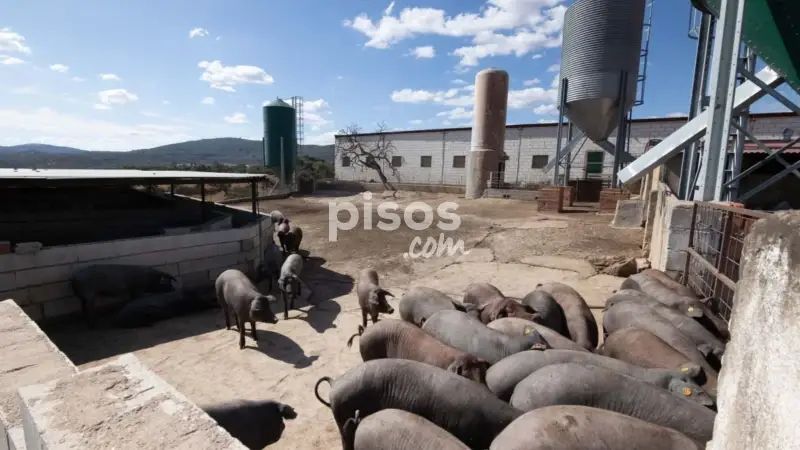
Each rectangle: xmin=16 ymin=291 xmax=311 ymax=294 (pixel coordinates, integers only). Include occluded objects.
xmin=42 ymin=191 xmax=647 ymax=449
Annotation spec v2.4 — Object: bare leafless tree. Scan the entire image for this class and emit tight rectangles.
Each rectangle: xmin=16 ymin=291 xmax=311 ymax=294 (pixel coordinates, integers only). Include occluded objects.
xmin=336 ymin=122 xmax=398 ymax=195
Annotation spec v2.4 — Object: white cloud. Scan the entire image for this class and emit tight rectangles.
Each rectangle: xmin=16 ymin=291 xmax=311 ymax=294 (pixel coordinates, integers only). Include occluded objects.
xmin=0 ymin=56 xmax=25 ymax=65
xmin=216 ymin=36 xmax=222 ymax=41
xmin=224 ymin=112 xmax=248 ymax=124
xmin=523 ymin=78 xmax=540 ymax=86
xmin=0 ymin=28 xmax=31 ymax=54
xmin=95 ymin=88 xmax=138 ymax=110
xmin=336 ymin=75 xmax=344 ymax=80
xmin=666 ymin=112 xmax=686 ymax=118
xmin=533 ymin=104 xmax=558 ymax=115
xmin=49 ymin=64 xmax=69 ymax=73
xmin=384 ymin=1 xmax=396 ymax=16
xmin=306 ymin=131 xmax=336 ymax=145
xmin=189 ymin=28 xmax=209 ymax=38
xmin=436 ymin=107 xmax=473 ymax=121
xmin=409 ymin=119 xmax=423 ymax=125
xmin=201 ymin=96 xmax=216 ymax=105
xmin=162 ymin=100 xmax=170 ymax=105
xmin=451 ymin=79 xmax=467 ymax=85
xmin=344 ymin=0 xmax=566 ymax=66
xmin=198 ymin=60 xmax=274 ymax=92
xmin=547 ymin=63 xmax=560 ymax=72
xmin=410 ymin=45 xmax=435 ymax=58
xmin=99 ymin=73 xmax=120 ymax=81
xmin=302 ymin=98 xmax=334 ymax=131
xmin=92 ymin=104 xmax=111 ymax=110
xmin=10 ymin=85 xmax=41 ymax=95
xmin=140 ymin=111 xmax=162 ymax=118
xmin=532 ymin=53 xmax=543 ymax=59
xmin=393 ymin=79 xmax=556 ymax=115
xmin=441 ymin=120 xmax=452 ymax=126
xmin=71 ymin=76 xmax=85 ymax=82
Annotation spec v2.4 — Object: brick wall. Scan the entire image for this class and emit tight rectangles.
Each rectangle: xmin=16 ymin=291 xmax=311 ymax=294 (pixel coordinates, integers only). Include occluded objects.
xmin=334 ymin=114 xmax=800 ymax=187
xmin=0 ymin=209 xmax=273 ymax=323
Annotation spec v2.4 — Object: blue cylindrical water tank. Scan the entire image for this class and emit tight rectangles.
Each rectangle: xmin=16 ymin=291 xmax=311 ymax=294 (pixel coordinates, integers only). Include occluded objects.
xmin=263 ymin=98 xmax=297 ymax=181
xmin=558 ymin=0 xmax=645 ymax=141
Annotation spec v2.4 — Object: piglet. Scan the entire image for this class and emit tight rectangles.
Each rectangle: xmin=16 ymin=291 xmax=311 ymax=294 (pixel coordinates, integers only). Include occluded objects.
xmin=278 ymin=254 xmax=304 ymax=319
xmin=356 ymin=268 xmax=394 ymax=328
xmin=215 ymin=269 xmax=278 ymax=349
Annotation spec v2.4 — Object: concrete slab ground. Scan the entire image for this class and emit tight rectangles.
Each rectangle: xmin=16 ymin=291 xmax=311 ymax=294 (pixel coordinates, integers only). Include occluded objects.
xmin=43 ymin=192 xmax=642 ymax=449
xmin=0 ymin=300 xmax=77 ymax=450
xmin=16 ymin=353 xmax=247 ymax=450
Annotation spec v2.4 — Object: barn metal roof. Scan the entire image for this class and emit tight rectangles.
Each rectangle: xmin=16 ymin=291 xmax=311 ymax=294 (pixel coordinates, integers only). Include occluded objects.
xmin=0 ymin=168 xmax=268 ymax=187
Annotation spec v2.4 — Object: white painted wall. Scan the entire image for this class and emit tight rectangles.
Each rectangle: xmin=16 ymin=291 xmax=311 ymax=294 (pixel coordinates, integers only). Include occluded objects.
xmin=334 ymin=114 xmax=800 ymax=186
xmin=0 ymin=210 xmax=273 ymax=322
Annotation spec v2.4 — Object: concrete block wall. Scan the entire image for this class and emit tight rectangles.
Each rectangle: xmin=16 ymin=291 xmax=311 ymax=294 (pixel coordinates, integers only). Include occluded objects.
xmin=17 ymin=353 xmax=248 ymax=450
xmin=647 ymin=182 xmax=695 ymax=278
xmin=0 ymin=300 xmax=78 ymax=450
xmin=709 ymin=211 xmax=800 ymax=450
xmin=0 ymin=214 xmax=273 ymax=323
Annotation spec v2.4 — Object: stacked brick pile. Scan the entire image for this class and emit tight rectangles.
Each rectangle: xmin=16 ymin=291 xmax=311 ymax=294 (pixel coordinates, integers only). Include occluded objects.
xmin=599 ymin=188 xmax=631 ymax=212
xmin=538 ymin=187 xmax=564 ymax=213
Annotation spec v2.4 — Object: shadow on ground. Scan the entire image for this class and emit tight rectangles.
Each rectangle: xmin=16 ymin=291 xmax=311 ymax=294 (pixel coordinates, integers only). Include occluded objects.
xmin=290 ymin=256 xmax=353 ymax=334
xmin=252 ymin=330 xmax=320 ymax=368
xmin=44 ymin=304 xmax=223 ymax=366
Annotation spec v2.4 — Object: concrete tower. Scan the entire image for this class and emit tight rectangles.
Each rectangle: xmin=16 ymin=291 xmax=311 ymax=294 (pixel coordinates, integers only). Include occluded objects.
xmin=466 ymin=68 xmax=509 ymax=199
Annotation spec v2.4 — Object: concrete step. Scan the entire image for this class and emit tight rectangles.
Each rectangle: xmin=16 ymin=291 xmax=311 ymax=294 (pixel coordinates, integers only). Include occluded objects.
xmin=16 ymin=353 xmax=248 ymax=450
xmin=0 ymin=300 xmax=78 ymax=450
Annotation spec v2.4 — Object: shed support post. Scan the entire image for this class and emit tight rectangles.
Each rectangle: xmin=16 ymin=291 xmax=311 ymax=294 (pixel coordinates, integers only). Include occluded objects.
xmin=251 ymin=181 xmax=258 ymax=218
xmin=611 ymin=71 xmax=630 ymax=188
xmin=170 ymin=184 xmax=175 ymax=198
xmin=200 ymin=183 xmax=207 ymax=221
xmin=696 ymin=0 xmax=745 ymax=201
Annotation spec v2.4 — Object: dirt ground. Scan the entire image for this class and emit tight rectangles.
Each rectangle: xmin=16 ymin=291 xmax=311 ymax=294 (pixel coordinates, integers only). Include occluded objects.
xmin=45 ymin=191 xmax=643 ymax=449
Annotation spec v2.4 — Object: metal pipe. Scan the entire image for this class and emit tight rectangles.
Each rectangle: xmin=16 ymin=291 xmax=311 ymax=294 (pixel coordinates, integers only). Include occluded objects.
xmin=169 ymin=184 xmax=175 ymax=198
xmin=696 ymin=0 xmax=745 ymax=201
xmin=729 ymin=121 xmax=800 ymax=180
xmin=565 ymin=122 xmax=574 ymax=183
xmin=739 ymin=155 xmax=800 ymax=203
xmin=724 ymin=134 xmax=800 ymax=187
xmin=728 ymin=47 xmax=757 ymax=200
xmin=280 ymin=136 xmax=285 ymax=188
xmin=611 ymin=71 xmax=630 ymax=187
xmin=553 ymin=79 xmax=568 ymax=186
xmin=679 ymin=12 xmax=713 ymax=199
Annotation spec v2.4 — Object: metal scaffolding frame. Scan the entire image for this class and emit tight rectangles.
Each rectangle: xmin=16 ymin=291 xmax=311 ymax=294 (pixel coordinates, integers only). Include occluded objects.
xmin=677 ymin=0 xmax=800 ymax=203
xmin=290 ymin=96 xmax=304 ymax=147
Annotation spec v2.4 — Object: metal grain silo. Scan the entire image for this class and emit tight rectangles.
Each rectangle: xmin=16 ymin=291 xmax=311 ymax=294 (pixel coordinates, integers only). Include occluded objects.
xmin=263 ymin=98 xmax=297 ymax=182
xmin=558 ymin=0 xmax=645 ymax=142
xmin=466 ymin=68 xmax=509 ymax=199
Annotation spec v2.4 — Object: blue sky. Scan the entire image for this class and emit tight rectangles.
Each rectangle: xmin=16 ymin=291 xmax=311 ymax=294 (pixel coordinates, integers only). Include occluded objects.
xmin=0 ymin=0 xmax=795 ymax=151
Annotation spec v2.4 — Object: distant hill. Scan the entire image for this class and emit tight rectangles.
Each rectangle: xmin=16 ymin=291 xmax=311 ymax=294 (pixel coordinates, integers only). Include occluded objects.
xmin=0 ymin=144 xmax=86 ymax=155
xmin=0 ymin=138 xmax=335 ymax=169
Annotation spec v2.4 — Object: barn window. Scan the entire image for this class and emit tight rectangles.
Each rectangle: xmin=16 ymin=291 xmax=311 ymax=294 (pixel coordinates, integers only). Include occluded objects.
xmin=452 ymin=155 xmax=466 ymax=168
xmin=420 ymin=156 xmax=432 ymax=167
xmin=391 ymin=156 xmax=403 ymax=167
xmin=531 ymin=155 xmax=549 ymax=169
xmin=342 ymin=156 xmax=351 ymax=167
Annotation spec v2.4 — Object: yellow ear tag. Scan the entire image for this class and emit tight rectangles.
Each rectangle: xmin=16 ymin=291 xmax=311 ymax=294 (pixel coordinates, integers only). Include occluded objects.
xmin=687 ymin=307 xmax=695 ymax=312
xmin=682 ymin=387 xmax=692 ymax=396
xmin=680 ymin=367 xmax=689 ymax=372
xmin=523 ymin=327 xmax=534 ymax=336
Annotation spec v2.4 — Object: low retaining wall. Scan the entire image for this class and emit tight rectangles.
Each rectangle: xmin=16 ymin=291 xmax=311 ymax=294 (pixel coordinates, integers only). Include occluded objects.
xmin=647 ymin=183 xmax=694 ymax=278
xmin=17 ymin=353 xmax=248 ymax=450
xmin=0 ymin=300 xmax=78 ymax=450
xmin=0 ymin=209 xmax=273 ymax=323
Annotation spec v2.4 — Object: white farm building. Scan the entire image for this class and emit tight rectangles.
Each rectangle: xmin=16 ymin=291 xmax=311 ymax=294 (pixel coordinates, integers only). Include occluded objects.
xmin=334 ymin=112 xmax=800 ymax=193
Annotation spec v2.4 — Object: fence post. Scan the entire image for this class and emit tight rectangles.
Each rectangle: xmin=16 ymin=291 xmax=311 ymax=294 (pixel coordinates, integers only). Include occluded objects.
xmin=712 ymin=211 xmax=735 ymax=302
xmin=682 ymin=202 xmax=699 ymax=285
